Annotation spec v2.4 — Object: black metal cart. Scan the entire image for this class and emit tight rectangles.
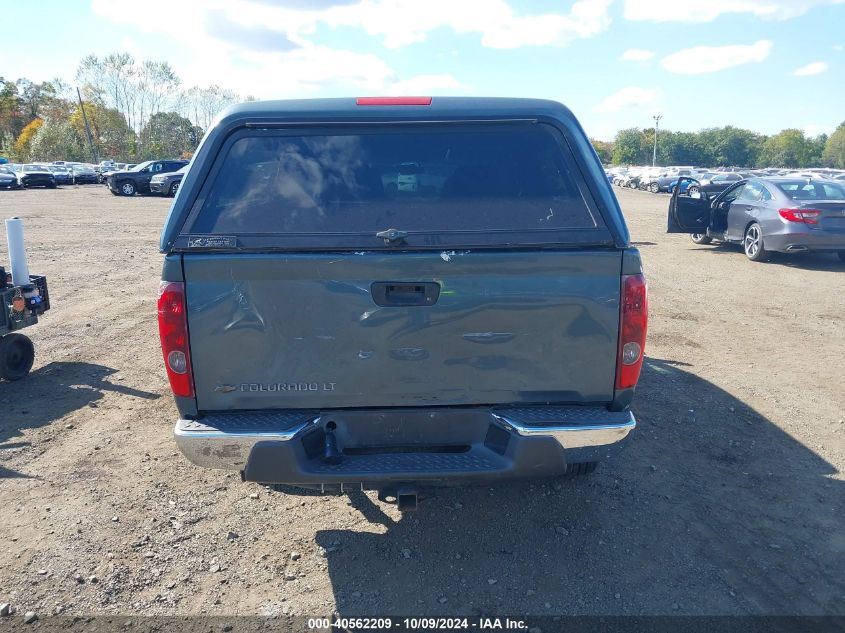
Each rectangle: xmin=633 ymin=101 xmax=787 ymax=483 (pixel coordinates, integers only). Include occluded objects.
xmin=0 ymin=266 xmax=50 ymax=380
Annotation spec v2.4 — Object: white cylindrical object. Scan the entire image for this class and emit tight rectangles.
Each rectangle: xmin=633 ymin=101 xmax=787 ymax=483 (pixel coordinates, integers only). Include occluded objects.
xmin=5 ymin=217 xmax=31 ymax=286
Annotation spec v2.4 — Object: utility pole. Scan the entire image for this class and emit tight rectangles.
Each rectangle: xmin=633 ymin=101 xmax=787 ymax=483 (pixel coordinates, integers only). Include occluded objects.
xmin=652 ymin=114 xmax=662 ymax=167
xmin=76 ymin=87 xmax=98 ymax=164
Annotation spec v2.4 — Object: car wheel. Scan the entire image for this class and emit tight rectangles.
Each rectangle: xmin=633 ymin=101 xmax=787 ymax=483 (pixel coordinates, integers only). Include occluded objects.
xmin=649 ymin=182 xmax=660 ymax=193
xmin=690 ymin=233 xmax=712 ymax=245
xmin=743 ymin=222 xmax=769 ymax=262
xmin=0 ymin=333 xmax=35 ymax=381
xmin=169 ymin=182 xmax=180 ymax=197
xmin=688 ymin=185 xmax=700 ymax=195
xmin=119 ymin=181 xmax=136 ymax=196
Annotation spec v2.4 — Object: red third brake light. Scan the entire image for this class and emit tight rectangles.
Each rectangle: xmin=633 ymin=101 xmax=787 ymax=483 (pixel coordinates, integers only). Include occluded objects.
xmin=158 ymin=281 xmax=194 ymax=398
xmin=356 ymin=96 xmax=432 ymax=106
xmin=615 ymin=274 xmax=648 ymax=390
xmin=779 ymin=208 xmax=820 ymax=225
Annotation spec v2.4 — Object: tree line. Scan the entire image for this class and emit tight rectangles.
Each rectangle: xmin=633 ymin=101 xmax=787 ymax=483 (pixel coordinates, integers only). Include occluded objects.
xmin=591 ymin=123 xmax=845 ymax=169
xmin=1 ymin=52 xmax=254 ymax=164
xmin=3 ymin=53 xmax=844 ymax=169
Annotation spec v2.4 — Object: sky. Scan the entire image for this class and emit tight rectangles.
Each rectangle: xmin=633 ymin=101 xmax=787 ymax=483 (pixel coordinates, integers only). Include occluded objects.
xmin=3 ymin=0 xmax=844 ymax=141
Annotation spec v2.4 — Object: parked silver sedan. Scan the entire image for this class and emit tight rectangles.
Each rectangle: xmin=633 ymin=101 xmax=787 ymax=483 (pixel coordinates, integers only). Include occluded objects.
xmin=668 ymin=177 xmax=845 ymax=262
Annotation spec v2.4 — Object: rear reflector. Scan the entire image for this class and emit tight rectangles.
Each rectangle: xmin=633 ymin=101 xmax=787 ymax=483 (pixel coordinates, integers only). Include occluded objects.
xmin=158 ymin=281 xmax=194 ymax=398
xmin=356 ymin=96 xmax=432 ymax=106
xmin=778 ymin=208 xmax=820 ymax=225
xmin=615 ymin=273 xmax=648 ymax=390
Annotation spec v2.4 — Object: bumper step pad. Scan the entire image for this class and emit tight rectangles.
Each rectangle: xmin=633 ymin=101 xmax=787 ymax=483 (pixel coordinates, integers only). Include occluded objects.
xmin=175 ymin=405 xmax=636 ymax=484
xmin=306 ymin=449 xmax=505 ymax=475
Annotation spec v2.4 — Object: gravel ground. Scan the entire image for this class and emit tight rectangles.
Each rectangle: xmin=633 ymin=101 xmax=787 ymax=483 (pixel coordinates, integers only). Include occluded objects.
xmin=0 ymin=185 xmax=842 ymax=620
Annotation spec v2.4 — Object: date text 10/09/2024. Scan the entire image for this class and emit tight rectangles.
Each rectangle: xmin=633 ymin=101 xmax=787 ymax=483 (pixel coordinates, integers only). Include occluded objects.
xmin=307 ymin=618 xmax=530 ymax=630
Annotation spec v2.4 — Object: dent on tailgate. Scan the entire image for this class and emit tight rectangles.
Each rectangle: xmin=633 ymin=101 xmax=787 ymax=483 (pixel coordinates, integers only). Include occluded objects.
xmin=184 ymin=250 xmax=622 ymax=411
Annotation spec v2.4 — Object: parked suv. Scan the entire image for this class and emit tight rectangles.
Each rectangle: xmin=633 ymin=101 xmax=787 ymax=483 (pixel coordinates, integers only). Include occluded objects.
xmin=150 ymin=165 xmax=188 ymax=197
xmin=159 ymin=98 xmax=648 ymax=507
xmin=107 ymin=159 xmax=188 ymax=196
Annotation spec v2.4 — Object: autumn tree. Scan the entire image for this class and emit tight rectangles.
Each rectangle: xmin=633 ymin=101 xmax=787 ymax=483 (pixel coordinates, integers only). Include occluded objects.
xmin=13 ymin=117 xmax=43 ymax=160
xmin=76 ymin=53 xmax=182 ymax=157
xmin=29 ymin=119 xmax=85 ymax=162
xmin=0 ymin=78 xmax=23 ymax=157
xmin=69 ymin=102 xmax=133 ymax=161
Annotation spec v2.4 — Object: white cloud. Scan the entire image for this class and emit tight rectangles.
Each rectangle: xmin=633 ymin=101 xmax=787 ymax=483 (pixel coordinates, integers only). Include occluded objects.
xmin=624 ymin=0 xmax=845 ymax=22
xmin=89 ymin=0 xmax=613 ymax=98
xmin=92 ymin=0 xmax=613 ymax=51
xmin=330 ymin=0 xmax=614 ymax=50
xmin=593 ymin=87 xmax=658 ymax=113
xmin=89 ymin=0 xmax=472 ymax=98
xmin=794 ymin=61 xmax=829 ymax=76
xmin=182 ymin=46 xmax=464 ymax=98
xmin=620 ymin=49 xmax=655 ymax=62
xmin=661 ymin=40 xmax=772 ymax=74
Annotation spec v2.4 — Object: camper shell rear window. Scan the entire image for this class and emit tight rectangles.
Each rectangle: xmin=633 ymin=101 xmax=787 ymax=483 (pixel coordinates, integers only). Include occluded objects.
xmin=182 ymin=122 xmax=612 ymax=250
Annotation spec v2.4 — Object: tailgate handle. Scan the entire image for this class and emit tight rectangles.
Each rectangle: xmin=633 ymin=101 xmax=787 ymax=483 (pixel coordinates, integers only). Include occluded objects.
xmin=371 ymin=282 xmax=440 ymax=307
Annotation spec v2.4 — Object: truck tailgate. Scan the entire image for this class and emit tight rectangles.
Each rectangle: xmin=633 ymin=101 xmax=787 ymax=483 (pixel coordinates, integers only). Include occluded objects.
xmin=184 ymin=250 xmax=621 ymax=410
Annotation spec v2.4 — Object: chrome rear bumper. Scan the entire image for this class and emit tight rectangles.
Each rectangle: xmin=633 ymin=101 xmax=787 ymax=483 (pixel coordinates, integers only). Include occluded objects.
xmin=174 ymin=406 xmax=636 ymax=474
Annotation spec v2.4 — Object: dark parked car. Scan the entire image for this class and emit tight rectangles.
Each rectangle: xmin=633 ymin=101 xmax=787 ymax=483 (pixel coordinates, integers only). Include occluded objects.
xmin=685 ymin=172 xmax=754 ymax=196
xmin=668 ymin=172 xmax=716 ymax=194
xmin=17 ymin=164 xmax=57 ymax=188
xmin=107 ymin=159 xmax=188 ymax=196
xmin=48 ymin=165 xmax=73 ymax=185
xmin=99 ymin=165 xmax=118 ymax=183
xmin=71 ymin=165 xmax=98 ymax=184
xmin=161 ymin=97 xmax=648 ymax=506
xmin=0 ymin=166 xmax=19 ymax=189
xmin=668 ymin=177 xmax=845 ymax=262
xmin=149 ymin=165 xmax=188 ymax=196
xmin=100 ymin=163 xmax=138 ymax=183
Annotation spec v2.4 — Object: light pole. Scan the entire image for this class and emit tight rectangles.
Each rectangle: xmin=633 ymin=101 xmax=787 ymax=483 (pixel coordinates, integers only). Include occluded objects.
xmin=652 ymin=115 xmax=662 ymax=167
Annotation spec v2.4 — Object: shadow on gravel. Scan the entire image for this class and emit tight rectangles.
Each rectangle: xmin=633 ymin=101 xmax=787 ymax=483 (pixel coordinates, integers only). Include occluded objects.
xmin=315 ymin=357 xmax=842 ymax=617
xmin=692 ymin=243 xmax=845 ymax=271
xmin=0 ymin=362 xmax=159 ymax=459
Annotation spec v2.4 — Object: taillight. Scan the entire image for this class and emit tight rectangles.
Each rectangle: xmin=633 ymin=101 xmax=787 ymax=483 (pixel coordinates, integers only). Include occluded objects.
xmin=615 ymin=274 xmax=648 ymax=390
xmin=356 ymin=96 xmax=432 ymax=105
xmin=157 ymin=281 xmax=194 ymax=398
xmin=778 ymin=208 xmax=820 ymax=225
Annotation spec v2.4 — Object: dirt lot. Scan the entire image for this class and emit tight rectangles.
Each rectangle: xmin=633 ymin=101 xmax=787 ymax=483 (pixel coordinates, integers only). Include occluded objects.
xmin=0 ymin=185 xmax=842 ymax=619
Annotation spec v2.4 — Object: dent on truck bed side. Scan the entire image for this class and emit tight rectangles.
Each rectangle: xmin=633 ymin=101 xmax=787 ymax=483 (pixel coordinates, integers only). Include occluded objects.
xmin=161 ymin=254 xmax=183 ymax=282
xmin=159 ymin=97 xmax=630 ymax=252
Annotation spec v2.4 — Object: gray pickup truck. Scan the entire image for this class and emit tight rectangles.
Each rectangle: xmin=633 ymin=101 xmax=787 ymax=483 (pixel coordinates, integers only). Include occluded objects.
xmin=158 ymin=97 xmax=647 ymax=508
